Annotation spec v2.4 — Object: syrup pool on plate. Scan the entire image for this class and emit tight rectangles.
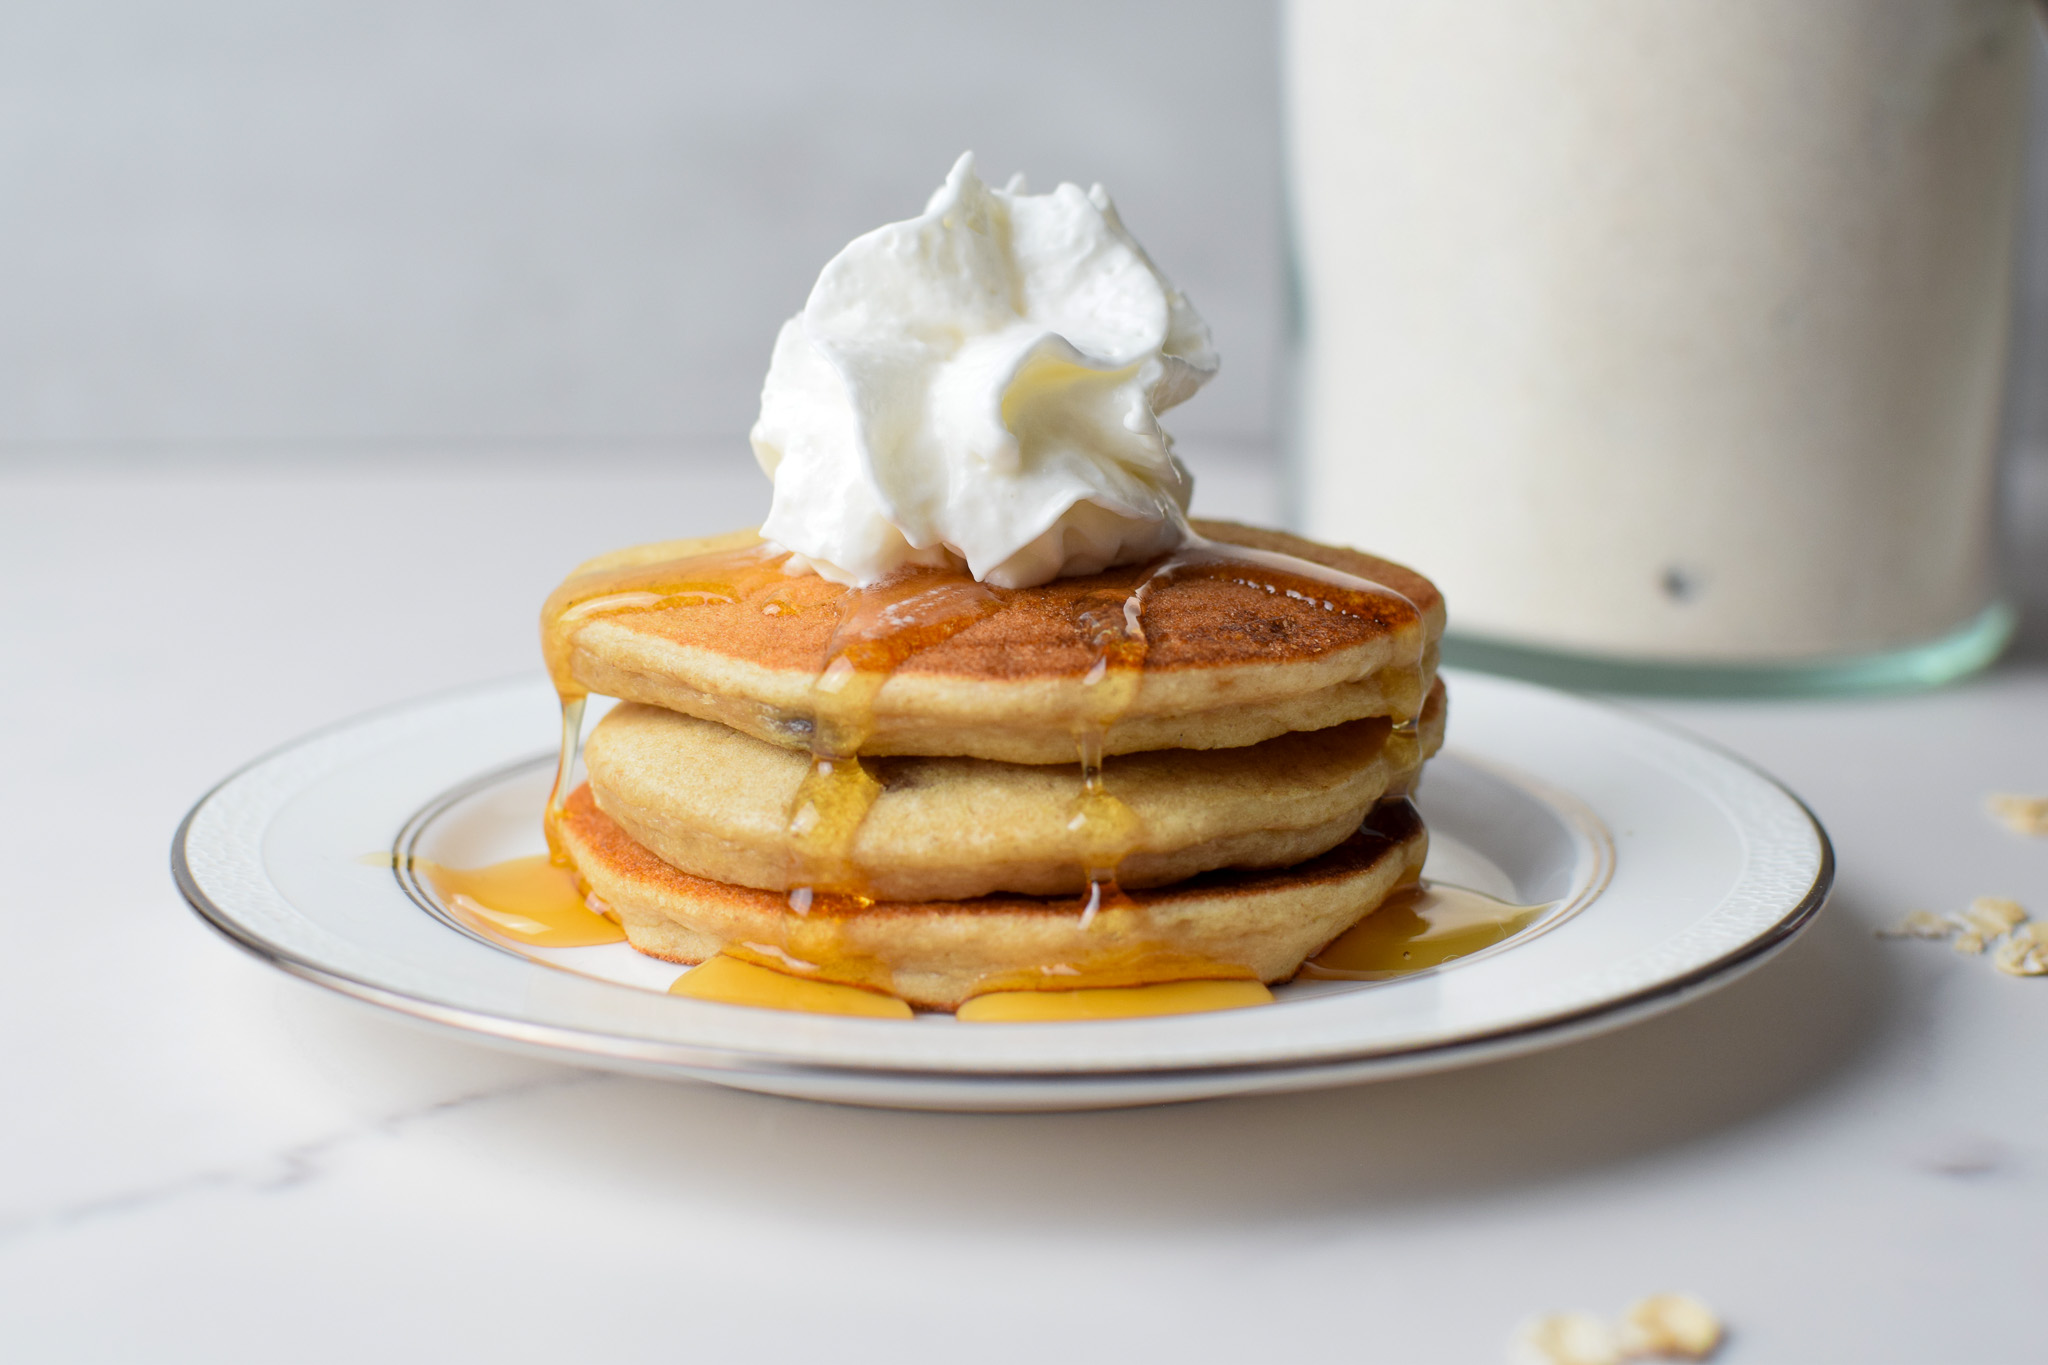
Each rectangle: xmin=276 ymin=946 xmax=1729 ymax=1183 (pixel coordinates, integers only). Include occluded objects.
xmin=956 ymin=980 xmax=1273 ymax=1022
xmin=1300 ymin=881 xmax=1549 ymax=980
xmin=670 ymin=953 xmax=913 ymax=1019
xmin=415 ymin=855 xmax=626 ymax=948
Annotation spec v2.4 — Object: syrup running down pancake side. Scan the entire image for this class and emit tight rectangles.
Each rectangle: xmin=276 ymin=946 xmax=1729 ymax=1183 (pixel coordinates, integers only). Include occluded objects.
xmin=538 ymin=518 xmax=1440 ymax=1017
xmin=1048 ymin=529 xmax=1433 ymax=928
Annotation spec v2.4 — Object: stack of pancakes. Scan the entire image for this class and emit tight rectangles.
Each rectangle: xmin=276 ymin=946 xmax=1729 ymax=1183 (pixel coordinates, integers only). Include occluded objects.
xmin=551 ymin=519 xmax=1447 ymax=1011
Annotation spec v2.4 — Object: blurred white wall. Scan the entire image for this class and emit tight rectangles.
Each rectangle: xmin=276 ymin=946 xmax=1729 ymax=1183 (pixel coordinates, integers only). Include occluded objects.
xmin=1 ymin=1 xmax=2042 ymax=463
xmin=0 ymin=0 xmax=1284 ymax=455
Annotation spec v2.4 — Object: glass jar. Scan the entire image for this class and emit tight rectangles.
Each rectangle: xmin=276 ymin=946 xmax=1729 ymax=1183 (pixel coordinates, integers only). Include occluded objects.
xmin=1285 ymin=0 xmax=2038 ymax=693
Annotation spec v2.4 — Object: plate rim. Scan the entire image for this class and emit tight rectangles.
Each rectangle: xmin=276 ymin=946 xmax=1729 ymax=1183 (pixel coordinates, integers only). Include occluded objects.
xmin=171 ymin=670 xmax=1834 ymax=1087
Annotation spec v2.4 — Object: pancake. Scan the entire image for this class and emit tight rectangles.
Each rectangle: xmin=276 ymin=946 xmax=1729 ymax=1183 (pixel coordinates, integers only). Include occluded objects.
xmin=559 ymin=784 xmax=1431 ymax=1012
xmin=553 ymin=520 xmax=1445 ymax=764
xmin=584 ymin=679 xmax=1447 ymax=901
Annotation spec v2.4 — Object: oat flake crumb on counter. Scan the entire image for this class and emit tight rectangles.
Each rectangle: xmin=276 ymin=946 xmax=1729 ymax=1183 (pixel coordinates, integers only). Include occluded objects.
xmin=1879 ymin=898 xmax=2042 ymax=977
xmin=1512 ymin=1296 xmax=1724 ymax=1364
xmin=1512 ymin=1312 xmax=1624 ymax=1365
xmin=1879 ymin=908 xmax=1957 ymax=940
xmin=1992 ymin=922 xmax=2048 ymax=977
xmin=1620 ymin=1294 xmax=1726 ymax=1359
xmin=1985 ymin=793 xmax=2048 ymax=837
xmin=1959 ymin=896 xmax=2027 ymax=937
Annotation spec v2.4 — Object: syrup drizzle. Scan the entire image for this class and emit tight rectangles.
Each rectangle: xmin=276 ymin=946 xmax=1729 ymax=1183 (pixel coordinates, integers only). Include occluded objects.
xmin=1067 ymin=581 xmax=1149 ymax=921
xmin=540 ymin=523 xmax=1431 ymax=1015
xmin=539 ymin=539 xmax=786 ymax=857
xmin=1153 ymin=530 xmax=1430 ymax=719
xmin=784 ymin=569 xmax=1008 ymax=900
xmin=1383 ymin=715 xmax=1424 ymax=796
xmin=543 ymin=695 xmax=586 ymax=861
xmin=1059 ymin=523 xmax=1427 ymax=916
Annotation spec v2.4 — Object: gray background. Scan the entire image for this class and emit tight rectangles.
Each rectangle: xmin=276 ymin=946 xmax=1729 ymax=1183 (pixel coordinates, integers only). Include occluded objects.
xmin=1 ymin=0 xmax=2043 ymax=463
xmin=0 ymin=0 xmax=1283 ymax=456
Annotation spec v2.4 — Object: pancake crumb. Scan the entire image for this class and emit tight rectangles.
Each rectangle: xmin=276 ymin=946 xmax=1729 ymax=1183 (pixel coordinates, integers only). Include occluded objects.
xmin=1513 ymin=1296 xmax=1724 ymax=1364
xmin=1985 ymin=793 xmax=2048 ymax=837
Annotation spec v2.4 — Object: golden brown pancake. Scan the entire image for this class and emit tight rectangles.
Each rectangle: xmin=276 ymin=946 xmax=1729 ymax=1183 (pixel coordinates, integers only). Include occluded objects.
xmin=584 ymin=680 xmax=1447 ymax=901
xmin=555 ymin=520 xmax=1445 ymax=764
xmin=559 ymin=784 xmax=1431 ymax=1012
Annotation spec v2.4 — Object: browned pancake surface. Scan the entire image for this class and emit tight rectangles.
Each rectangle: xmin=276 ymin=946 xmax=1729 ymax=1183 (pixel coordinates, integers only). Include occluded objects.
xmin=578 ymin=519 xmax=1442 ymax=682
xmin=560 ymin=520 xmax=1447 ymax=762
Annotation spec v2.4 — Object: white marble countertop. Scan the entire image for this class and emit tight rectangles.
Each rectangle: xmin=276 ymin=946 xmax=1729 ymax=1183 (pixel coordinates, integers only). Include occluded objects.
xmin=3 ymin=451 xmax=2044 ymax=1363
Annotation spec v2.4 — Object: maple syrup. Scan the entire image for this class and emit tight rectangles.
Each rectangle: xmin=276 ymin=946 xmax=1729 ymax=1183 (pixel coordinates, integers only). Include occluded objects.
xmin=538 ymin=540 xmax=781 ymax=701
xmin=1299 ymin=880 xmax=1547 ymax=980
xmin=417 ymin=855 xmax=627 ymax=948
xmin=543 ymin=695 xmax=586 ymax=862
xmin=785 ymin=568 xmax=1008 ymax=896
xmin=540 ymin=539 xmax=789 ymax=854
xmin=1057 ymin=526 xmax=1427 ymax=917
xmin=1064 ymin=584 xmax=1149 ymax=908
xmin=1142 ymin=530 xmax=1429 ymax=719
xmin=670 ymin=953 xmax=913 ymax=1018
xmin=956 ymin=979 xmax=1273 ymax=1022
xmin=715 ymin=923 xmax=902 ymax=997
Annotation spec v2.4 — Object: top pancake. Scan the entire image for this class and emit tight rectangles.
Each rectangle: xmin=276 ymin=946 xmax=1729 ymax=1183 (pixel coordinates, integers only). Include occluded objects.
xmin=556 ymin=519 xmax=1445 ymax=764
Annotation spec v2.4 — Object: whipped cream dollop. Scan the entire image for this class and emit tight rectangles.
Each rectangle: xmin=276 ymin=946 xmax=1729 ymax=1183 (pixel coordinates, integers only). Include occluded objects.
xmin=750 ymin=153 xmax=1218 ymax=589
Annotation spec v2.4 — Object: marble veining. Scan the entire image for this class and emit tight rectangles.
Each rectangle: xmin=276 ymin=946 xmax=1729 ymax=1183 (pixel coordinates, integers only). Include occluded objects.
xmin=0 ymin=1071 xmax=606 ymax=1247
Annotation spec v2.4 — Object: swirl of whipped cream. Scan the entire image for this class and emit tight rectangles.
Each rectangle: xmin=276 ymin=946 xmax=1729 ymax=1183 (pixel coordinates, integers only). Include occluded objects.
xmin=750 ymin=152 xmax=1218 ymax=589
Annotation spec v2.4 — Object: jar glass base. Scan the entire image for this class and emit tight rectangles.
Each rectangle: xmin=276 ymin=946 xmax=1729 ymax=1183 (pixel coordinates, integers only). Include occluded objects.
xmin=1440 ymin=600 xmax=2017 ymax=698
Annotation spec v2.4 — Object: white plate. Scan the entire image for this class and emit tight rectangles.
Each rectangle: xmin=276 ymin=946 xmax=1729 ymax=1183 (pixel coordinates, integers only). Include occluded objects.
xmin=174 ymin=669 xmax=1830 ymax=1111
